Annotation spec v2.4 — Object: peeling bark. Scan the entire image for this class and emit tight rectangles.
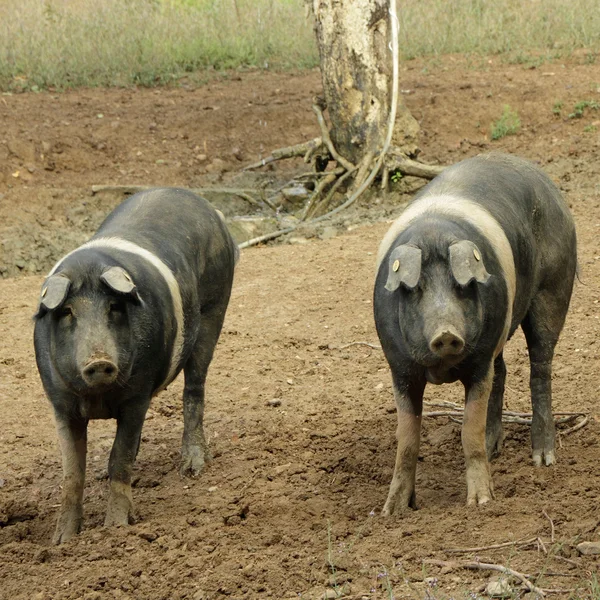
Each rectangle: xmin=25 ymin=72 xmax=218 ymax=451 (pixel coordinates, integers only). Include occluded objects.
xmin=311 ymin=0 xmax=419 ymax=165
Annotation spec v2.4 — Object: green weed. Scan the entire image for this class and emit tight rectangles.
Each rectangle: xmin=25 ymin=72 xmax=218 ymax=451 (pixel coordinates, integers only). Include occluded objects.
xmin=568 ymin=100 xmax=600 ymax=118
xmin=553 ymin=100 xmax=564 ymax=116
xmin=490 ymin=105 xmax=521 ymax=140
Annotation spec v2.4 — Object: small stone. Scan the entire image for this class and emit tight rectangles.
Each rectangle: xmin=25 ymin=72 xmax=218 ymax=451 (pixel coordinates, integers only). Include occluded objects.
xmin=323 ymin=590 xmax=338 ymax=599
xmin=319 ymin=226 xmax=338 ymax=241
xmin=577 ymin=541 xmax=600 ymax=555
xmin=288 ymin=236 xmax=309 ymax=245
xmin=267 ymin=398 xmax=282 ymax=407
xmin=208 ymin=486 xmax=218 ymax=492
xmin=485 ymin=577 xmax=512 ymax=598
xmin=281 ymin=184 xmax=309 ymax=203
xmin=138 ymin=530 xmax=158 ymax=542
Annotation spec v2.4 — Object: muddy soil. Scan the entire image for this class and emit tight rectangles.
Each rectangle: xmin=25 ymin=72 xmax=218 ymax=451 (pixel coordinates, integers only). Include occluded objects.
xmin=1 ymin=55 xmax=600 ymax=599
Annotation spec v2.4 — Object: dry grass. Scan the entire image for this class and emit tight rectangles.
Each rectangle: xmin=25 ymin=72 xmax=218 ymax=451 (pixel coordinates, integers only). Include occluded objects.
xmin=3 ymin=0 xmax=600 ymax=91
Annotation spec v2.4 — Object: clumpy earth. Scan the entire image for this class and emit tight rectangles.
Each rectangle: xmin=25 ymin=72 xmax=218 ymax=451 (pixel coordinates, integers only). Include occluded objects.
xmin=1 ymin=55 xmax=600 ymax=599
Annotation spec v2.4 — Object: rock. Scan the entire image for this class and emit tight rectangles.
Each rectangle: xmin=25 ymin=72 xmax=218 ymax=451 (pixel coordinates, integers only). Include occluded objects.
xmin=281 ymin=184 xmax=309 ymax=203
xmin=288 ymin=236 xmax=309 ymax=245
xmin=319 ymin=226 xmax=338 ymax=241
xmin=323 ymin=590 xmax=338 ymax=599
xmin=226 ymin=216 xmax=278 ymax=245
xmin=205 ymin=158 xmax=226 ymax=174
xmin=267 ymin=398 xmax=282 ymax=407
xmin=485 ymin=577 xmax=512 ymax=598
xmin=138 ymin=530 xmax=158 ymax=542
xmin=577 ymin=541 xmax=600 ymax=555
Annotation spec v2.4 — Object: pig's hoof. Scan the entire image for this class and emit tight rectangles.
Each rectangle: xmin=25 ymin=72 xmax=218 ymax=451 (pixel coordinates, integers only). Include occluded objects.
xmin=532 ymin=448 xmax=555 ymax=467
xmin=381 ymin=489 xmax=417 ymax=516
xmin=180 ymin=445 xmax=211 ymax=477
xmin=466 ymin=484 xmax=494 ymax=506
xmin=105 ymin=493 xmax=135 ymax=527
xmin=52 ymin=508 xmax=83 ymax=545
xmin=466 ymin=472 xmax=494 ymax=506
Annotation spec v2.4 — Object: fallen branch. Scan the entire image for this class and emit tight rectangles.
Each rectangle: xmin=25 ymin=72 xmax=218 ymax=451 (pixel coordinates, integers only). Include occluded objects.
xmin=334 ymin=341 xmax=382 ymax=350
xmin=242 ymin=137 xmax=322 ymax=171
xmin=444 ymin=537 xmax=538 ymax=554
xmin=237 ymin=227 xmax=296 ymax=250
xmin=90 ymin=184 xmax=282 ymax=212
xmin=424 ymin=559 xmax=547 ymax=596
xmin=386 ymin=150 xmax=446 ymax=180
xmin=558 ymin=414 xmax=590 ymax=436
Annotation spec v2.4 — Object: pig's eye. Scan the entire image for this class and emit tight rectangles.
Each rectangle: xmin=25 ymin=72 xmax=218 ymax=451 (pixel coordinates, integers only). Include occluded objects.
xmin=109 ymin=301 xmax=126 ymax=314
xmin=57 ymin=306 xmax=73 ymax=319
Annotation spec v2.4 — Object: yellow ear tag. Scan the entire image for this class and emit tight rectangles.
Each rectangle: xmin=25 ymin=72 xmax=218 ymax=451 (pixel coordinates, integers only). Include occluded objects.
xmin=41 ymin=287 xmax=47 ymax=298
xmin=473 ymin=248 xmax=481 ymax=261
xmin=392 ymin=259 xmax=400 ymax=272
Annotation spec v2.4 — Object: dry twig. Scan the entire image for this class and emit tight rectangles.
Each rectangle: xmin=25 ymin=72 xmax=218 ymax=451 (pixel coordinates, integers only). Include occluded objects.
xmin=335 ymin=342 xmax=382 ymax=350
xmin=444 ymin=537 xmax=538 ymax=554
xmin=424 ymin=559 xmax=547 ymax=596
xmin=242 ymin=138 xmax=322 ymax=171
xmin=543 ymin=509 xmax=556 ymax=543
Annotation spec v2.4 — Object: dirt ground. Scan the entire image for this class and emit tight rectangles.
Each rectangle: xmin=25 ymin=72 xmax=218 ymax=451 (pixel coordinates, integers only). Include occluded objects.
xmin=1 ymin=54 xmax=600 ymax=599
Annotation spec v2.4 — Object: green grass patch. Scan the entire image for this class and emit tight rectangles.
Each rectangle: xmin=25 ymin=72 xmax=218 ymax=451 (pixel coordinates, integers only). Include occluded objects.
xmin=4 ymin=0 xmax=600 ymax=90
xmin=491 ymin=105 xmax=521 ymax=140
xmin=0 ymin=0 xmax=318 ymax=91
xmin=568 ymin=99 xmax=600 ymax=118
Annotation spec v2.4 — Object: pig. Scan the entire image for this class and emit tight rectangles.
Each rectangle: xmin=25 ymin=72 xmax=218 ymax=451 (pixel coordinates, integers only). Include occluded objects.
xmin=373 ymin=153 xmax=577 ymax=515
xmin=34 ymin=188 xmax=238 ymax=543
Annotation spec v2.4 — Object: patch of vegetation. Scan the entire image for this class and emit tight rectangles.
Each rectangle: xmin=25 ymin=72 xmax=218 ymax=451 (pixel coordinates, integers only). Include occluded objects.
xmin=552 ymin=100 xmax=564 ymax=116
xmin=4 ymin=0 xmax=600 ymax=90
xmin=490 ymin=105 xmax=521 ymax=140
xmin=568 ymin=99 xmax=600 ymax=119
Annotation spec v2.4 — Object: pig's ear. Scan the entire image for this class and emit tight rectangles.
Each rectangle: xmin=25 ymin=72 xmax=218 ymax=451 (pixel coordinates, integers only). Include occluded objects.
xmin=36 ymin=274 xmax=71 ymax=316
xmin=449 ymin=240 xmax=491 ymax=286
xmin=100 ymin=267 xmax=140 ymax=302
xmin=385 ymin=245 xmax=422 ymax=292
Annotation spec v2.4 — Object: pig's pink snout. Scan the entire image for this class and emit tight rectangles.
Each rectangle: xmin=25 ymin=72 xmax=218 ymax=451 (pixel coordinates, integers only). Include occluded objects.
xmin=82 ymin=359 xmax=118 ymax=387
xmin=429 ymin=329 xmax=465 ymax=357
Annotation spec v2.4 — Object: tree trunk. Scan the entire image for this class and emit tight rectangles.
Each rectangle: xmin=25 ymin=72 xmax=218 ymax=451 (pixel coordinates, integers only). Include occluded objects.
xmin=311 ymin=0 xmax=419 ymax=166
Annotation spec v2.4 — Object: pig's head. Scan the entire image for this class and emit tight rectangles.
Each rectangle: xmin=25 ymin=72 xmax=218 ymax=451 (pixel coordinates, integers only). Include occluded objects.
xmin=384 ymin=226 xmax=491 ymax=377
xmin=35 ymin=261 xmax=142 ymax=395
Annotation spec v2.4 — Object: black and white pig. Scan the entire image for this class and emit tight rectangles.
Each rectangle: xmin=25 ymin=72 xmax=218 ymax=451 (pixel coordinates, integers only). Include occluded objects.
xmin=34 ymin=188 xmax=238 ymax=543
xmin=373 ymin=153 xmax=576 ymax=515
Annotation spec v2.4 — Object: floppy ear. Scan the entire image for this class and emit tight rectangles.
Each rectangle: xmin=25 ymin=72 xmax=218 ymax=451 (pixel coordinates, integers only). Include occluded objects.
xmin=449 ymin=240 xmax=491 ymax=286
xmin=36 ymin=274 xmax=71 ymax=317
xmin=385 ymin=245 xmax=422 ymax=292
xmin=100 ymin=266 xmax=140 ymax=302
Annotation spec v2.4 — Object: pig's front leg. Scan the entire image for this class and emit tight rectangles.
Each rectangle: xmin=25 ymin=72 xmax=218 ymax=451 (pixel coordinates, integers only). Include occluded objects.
xmin=382 ymin=380 xmax=425 ymax=516
xmin=53 ymin=414 xmax=88 ymax=544
xmin=463 ymin=367 xmax=495 ymax=505
xmin=105 ymin=401 xmax=149 ymax=527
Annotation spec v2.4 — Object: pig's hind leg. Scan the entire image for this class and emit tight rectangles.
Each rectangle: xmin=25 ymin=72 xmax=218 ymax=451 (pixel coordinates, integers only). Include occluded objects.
xmin=522 ymin=289 xmax=571 ymax=467
xmin=180 ymin=301 xmax=229 ymax=476
xmin=53 ymin=415 xmax=87 ymax=544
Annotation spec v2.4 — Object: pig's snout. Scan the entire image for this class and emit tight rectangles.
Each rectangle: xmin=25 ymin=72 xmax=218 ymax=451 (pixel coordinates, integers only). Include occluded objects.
xmin=82 ymin=358 xmax=118 ymax=387
xmin=429 ymin=329 xmax=465 ymax=357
